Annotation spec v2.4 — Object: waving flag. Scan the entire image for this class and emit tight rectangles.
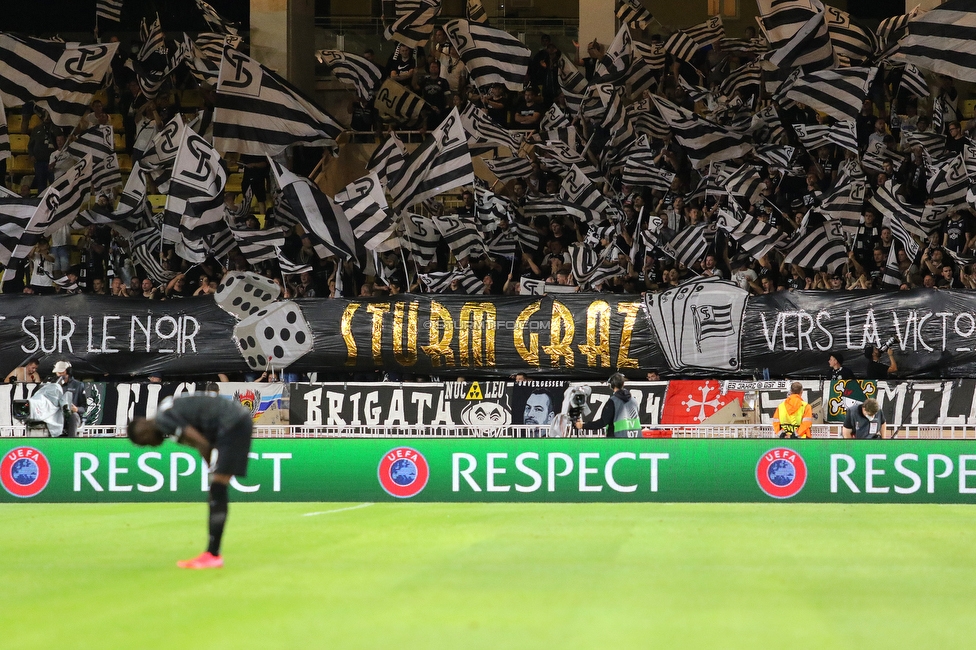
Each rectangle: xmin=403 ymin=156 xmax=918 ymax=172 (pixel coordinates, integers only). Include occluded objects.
xmin=444 ymin=19 xmax=531 ymax=91
xmin=215 ymin=48 xmax=343 ymax=155
xmin=316 ymin=50 xmax=384 ymax=101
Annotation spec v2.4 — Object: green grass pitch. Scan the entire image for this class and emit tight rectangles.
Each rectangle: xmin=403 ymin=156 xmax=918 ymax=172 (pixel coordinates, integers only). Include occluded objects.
xmin=2 ymin=502 xmax=974 ymax=649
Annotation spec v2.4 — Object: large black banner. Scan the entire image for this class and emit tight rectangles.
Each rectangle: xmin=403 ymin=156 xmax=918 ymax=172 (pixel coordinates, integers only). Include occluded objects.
xmin=2 ymin=289 xmax=976 ymax=378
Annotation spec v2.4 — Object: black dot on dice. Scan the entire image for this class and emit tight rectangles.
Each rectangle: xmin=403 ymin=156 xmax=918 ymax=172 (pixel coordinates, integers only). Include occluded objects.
xmin=281 ymin=329 xmax=291 ymax=341
xmin=240 ymin=338 xmax=249 ymax=350
xmin=247 ymin=356 xmax=256 ymax=367
xmin=296 ymin=331 xmax=306 ymax=344
xmin=232 ymin=296 xmax=242 ymax=306
xmin=242 ymin=302 xmax=251 ymax=311
xmin=250 ymin=307 xmax=259 ymax=314
xmin=247 ymin=336 xmax=256 ymax=348
xmin=286 ymin=311 xmax=297 ymax=324
xmin=244 ymin=283 xmax=254 ymax=292
xmin=257 ymin=309 xmax=267 ymax=318
xmin=274 ymin=345 xmax=284 ymax=358
xmin=264 ymin=326 xmax=275 ymax=339
xmin=225 ymin=277 xmax=235 ymax=287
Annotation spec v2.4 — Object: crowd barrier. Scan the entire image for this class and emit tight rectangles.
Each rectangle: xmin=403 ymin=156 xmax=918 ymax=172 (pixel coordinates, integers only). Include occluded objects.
xmin=4 ymin=378 xmax=976 ymax=436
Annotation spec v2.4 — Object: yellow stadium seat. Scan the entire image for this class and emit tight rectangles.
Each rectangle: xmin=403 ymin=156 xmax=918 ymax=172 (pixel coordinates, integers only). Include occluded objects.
xmin=9 ymin=155 xmax=33 ymax=175
xmin=225 ymin=173 xmax=243 ymax=194
xmin=148 ymin=195 xmax=167 ymax=211
xmin=964 ymin=100 xmax=976 ymax=119
xmin=10 ymin=134 xmax=29 ymax=154
xmin=109 ymin=113 xmax=124 ymax=133
xmin=114 ymin=133 xmax=125 ymax=152
xmin=117 ymin=153 xmax=132 ymax=173
xmin=7 ymin=114 xmax=23 ymax=133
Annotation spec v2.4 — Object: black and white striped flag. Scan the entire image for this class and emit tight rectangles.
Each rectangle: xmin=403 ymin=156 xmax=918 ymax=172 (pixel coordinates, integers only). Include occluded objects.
xmin=466 ymin=0 xmax=488 ymax=23
xmin=560 ymin=164 xmax=610 ymax=214
xmin=387 ymin=108 xmax=475 ymax=212
xmin=652 ymin=95 xmax=753 ymax=169
xmin=662 ymin=224 xmax=709 ymax=268
xmin=402 ymin=211 xmax=440 ymax=266
xmin=65 ymin=125 xmax=114 ymax=160
xmin=899 ymin=0 xmax=976 ymax=83
xmin=215 ymin=47 xmax=343 ymax=156
xmin=826 ymin=120 xmax=859 ymax=153
xmin=881 ymin=243 xmax=904 ymax=288
xmin=486 ymin=227 xmax=518 ymax=259
xmin=195 ymin=32 xmax=243 ymax=62
xmin=557 ymin=53 xmax=589 ymax=96
xmin=270 ymin=159 xmax=363 ymax=263
xmin=541 ymin=104 xmax=571 ymax=132
xmin=96 ymin=0 xmax=123 ymax=22
xmin=521 ymin=195 xmax=602 ymax=225
xmin=334 ymin=173 xmax=397 ymax=252
xmin=138 ymin=16 xmax=167 ymax=61
xmin=634 ymin=41 xmax=666 ymax=71
xmin=0 ymin=35 xmax=118 ymax=128
xmin=717 ymin=207 xmax=788 ymax=260
xmin=752 ymin=103 xmax=786 ymax=145
xmin=432 ymin=210 xmax=487 ymax=261
xmin=870 ymin=183 xmax=946 ymax=241
xmin=818 ymin=177 xmax=867 ymax=226
xmin=93 ymin=153 xmax=122 ymax=197
xmin=898 ymin=63 xmax=930 ymax=99
xmin=593 ymin=23 xmax=634 ymax=84
xmin=367 ymin=131 xmax=408 ymax=188
xmin=483 ymin=156 xmax=533 ymax=182
xmin=569 ymin=243 xmax=602 ymax=285
xmin=420 ymin=267 xmax=484 ymax=294
xmin=665 ymin=31 xmax=699 ymax=62
xmin=316 ymin=50 xmax=384 ymax=102
xmin=759 ymin=0 xmax=836 ymax=72
xmin=685 ymin=16 xmax=724 ymax=47
xmin=460 ymin=103 xmax=519 ymax=152
xmin=780 ymin=66 xmax=877 ymax=123
xmin=616 ymin=0 xmax=652 ymax=29
xmin=179 ymin=33 xmax=219 ymax=85
xmin=10 ymin=156 xmax=93 ymax=262
xmin=444 ymin=18 xmax=532 ymax=91
xmin=719 ymin=62 xmax=761 ymax=101
xmin=374 ymin=78 xmax=428 ymax=122
xmin=195 ymin=0 xmax=239 ymax=35
xmin=130 ymin=227 xmax=178 ymax=284
xmin=139 ymin=113 xmax=185 ymax=194
xmin=0 ymin=198 xmax=39 ymax=266
xmin=0 ymin=99 xmax=8 ymax=163
xmin=754 ymin=144 xmax=796 ymax=170
xmin=385 ymin=0 xmax=440 ymax=47
xmin=227 ymin=223 xmax=287 ymax=264
xmin=926 ymin=154 xmax=970 ymax=206
xmin=724 ymin=164 xmax=765 ymax=205
xmin=783 ymin=219 xmax=847 ymax=272
xmin=163 ymin=128 xmax=226 ymax=245
xmin=876 ymin=6 xmax=919 ymax=52
xmin=825 ymin=6 xmax=877 ymax=64
xmin=629 ymin=98 xmax=670 ymax=141
xmin=622 ymin=151 xmax=676 ymax=191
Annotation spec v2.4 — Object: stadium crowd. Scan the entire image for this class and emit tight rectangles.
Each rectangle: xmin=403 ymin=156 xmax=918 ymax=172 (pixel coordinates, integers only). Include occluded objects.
xmin=2 ymin=7 xmax=976 ymax=306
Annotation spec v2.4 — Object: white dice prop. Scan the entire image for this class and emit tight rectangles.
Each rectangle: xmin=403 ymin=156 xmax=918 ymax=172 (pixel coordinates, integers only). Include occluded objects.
xmin=215 ymin=272 xmax=281 ymax=320
xmin=233 ymin=300 xmax=314 ymax=370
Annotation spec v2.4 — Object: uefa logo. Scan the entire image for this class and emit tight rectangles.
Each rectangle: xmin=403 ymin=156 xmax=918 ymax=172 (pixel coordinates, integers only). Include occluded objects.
xmin=378 ymin=447 xmax=430 ymax=498
xmin=755 ymin=447 xmax=807 ymax=499
xmin=1 ymin=447 xmax=52 ymax=499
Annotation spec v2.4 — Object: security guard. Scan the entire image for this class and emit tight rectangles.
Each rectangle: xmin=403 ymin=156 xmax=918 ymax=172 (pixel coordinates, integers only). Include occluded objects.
xmin=772 ymin=382 xmax=814 ymax=439
xmin=578 ymin=373 xmax=642 ymax=438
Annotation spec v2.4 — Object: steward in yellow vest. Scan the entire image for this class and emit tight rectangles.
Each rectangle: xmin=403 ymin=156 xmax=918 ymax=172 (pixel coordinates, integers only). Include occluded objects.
xmin=772 ymin=382 xmax=813 ymax=439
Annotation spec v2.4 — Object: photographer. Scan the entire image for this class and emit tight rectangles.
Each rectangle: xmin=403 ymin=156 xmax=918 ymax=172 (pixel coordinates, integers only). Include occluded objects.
xmin=53 ymin=361 xmax=87 ymax=437
xmin=576 ymin=373 xmax=641 ymax=438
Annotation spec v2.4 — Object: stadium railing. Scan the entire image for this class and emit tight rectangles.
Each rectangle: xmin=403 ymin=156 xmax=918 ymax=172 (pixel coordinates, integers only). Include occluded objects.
xmin=2 ymin=423 xmax=853 ymax=438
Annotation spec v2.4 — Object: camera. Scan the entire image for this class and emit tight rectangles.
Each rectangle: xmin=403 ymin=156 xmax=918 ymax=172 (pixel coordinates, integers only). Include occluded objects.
xmin=562 ymin=384 xmax=592 ymax=421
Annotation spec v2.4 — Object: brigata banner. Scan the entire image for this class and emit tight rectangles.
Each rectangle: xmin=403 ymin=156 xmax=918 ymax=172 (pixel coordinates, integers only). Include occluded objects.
xmin=4 ymin=439 xmax=976 ymax=504
xmin=3 ymin=288 xmax=976 ymax=378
